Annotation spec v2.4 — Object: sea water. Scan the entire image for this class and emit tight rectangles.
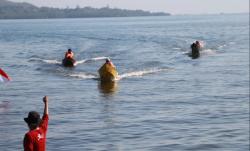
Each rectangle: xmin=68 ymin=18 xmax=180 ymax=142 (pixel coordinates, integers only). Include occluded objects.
xmin=0 ymin=14 xmax=249 ymax=150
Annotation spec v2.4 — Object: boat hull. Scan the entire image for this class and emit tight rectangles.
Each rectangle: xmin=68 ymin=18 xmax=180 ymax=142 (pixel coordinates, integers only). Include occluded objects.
xmin=98 ymin=64 xmax=118 ymax=82
xmin=62 ymin=58 xmax=76 ymax=67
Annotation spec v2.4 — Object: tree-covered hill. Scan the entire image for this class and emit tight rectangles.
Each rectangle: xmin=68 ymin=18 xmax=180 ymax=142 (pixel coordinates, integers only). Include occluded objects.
xmin=0 ymin=0 xmax=170 ymax=19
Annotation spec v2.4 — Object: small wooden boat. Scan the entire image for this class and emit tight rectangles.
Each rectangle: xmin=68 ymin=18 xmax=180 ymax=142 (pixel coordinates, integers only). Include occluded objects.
xmin=98 ymin=63 xmax=118 ymax=82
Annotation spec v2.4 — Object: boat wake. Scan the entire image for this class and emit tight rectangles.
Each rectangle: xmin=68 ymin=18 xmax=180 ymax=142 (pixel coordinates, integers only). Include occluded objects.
xmin=74 ymin=59 xmax=87 ymax=66
xmin=66 ymin=68 xmax=172 ymax=81
xmin=200 ymin=49 xmax=216 ymax=55
xmin=118 ymin=68 xmax=172 ymax=80
xmin=29 ymin=58 xmax=61 ymax=65
xmin=29 ymin=56 xmax=108 ymax=66
xmin=88 ymin=56 xmax=108 ymax=61
xmin=75 ymin=56 xmax=108 ymax=65
xmin=184 ymin=48 xmax=216 ymax=57
xmin=42 ymin=59 xmax=61 ymax=64
xmin=68 ymin=72 xmax=98 ymax=79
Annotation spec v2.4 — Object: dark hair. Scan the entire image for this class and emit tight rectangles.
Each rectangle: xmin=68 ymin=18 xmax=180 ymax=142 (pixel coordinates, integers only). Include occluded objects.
xmin=195 ymin=41 xmax=200 ymax=44
xmin=106 ymin=58 xmax=111 ymax=63
xmin=68 ymin=49 xmax=72 ymax=52
xmin=24 ymin=111 xmax=41 ymax=125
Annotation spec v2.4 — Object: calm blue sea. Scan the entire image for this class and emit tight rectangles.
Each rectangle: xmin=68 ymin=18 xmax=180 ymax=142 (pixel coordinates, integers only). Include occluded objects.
xmin=0 ymin=14 xmax=249 ymax=151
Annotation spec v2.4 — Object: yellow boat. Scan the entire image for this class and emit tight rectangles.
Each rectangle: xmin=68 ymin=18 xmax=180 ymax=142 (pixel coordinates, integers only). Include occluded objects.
xmin=98 ymin=63 xmax=118 ymax=82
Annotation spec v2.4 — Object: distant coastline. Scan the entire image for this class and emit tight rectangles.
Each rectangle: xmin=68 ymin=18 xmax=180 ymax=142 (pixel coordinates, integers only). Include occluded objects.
xmin=174 ymin=12 xmax=249 ymax=16
xmin=0 ymin=0 xmax=170 ymax=19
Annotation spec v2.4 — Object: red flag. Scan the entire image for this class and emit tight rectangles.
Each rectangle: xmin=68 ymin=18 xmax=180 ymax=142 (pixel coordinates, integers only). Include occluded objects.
xmin=0 ymin=68 xmax=11 ymax=81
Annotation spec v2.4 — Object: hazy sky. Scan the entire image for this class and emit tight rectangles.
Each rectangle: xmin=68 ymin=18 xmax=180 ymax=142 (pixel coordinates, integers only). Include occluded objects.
xmin=10 ymin=0 xmax=249 ymax=14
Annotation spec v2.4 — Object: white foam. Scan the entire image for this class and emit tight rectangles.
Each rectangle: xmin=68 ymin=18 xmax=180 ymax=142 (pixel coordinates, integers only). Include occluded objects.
xmin=28 ymin=57 xmax=43 ymax=62
xmin=30 ymin=56 xmax=108 ymax=66
xmin=89 ymin=56 xmax=107 ymax=61
xmin=68 ymin=73 xmax=97 ymax=79
xmin=74 ymin=57 xmax=107 ymax=65
xmin=118 ymin=68 xmax=171 ymax=79
xmin=74 ymin=59 xmax=87 ymax=66
xmin=29 ymin=58 xmax=61 ymax=64
xmin=183 ymin=51 xmax=190 ymax=55
xmin=185 ymin=48 xmax=216 ymax=57
xmin=199 ymin=41 xmax=205 ymax=48
xmin=42 ymin=59 xmax=61 ymax=64
xmin=173 ymin=47 xmax=181 ymax=50
xmin=201 ymin=49 xmax=216 ymax=55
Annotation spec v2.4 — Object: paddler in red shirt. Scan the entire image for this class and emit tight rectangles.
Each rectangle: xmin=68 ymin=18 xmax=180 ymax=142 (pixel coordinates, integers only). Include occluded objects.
xmin=23 ymin=96 xmax=49 ymax=151
xmin=64 ymin=49 xmax=74 ymax=59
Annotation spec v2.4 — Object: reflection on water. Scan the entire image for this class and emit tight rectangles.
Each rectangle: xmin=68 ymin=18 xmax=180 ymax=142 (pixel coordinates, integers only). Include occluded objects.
xmin=98 ymin=81 xmax=118 ymax=95
xmin=100 ymin=93 xmax=119 ymax=150
xmin=0 ymin=101 xmax=10 ymax=112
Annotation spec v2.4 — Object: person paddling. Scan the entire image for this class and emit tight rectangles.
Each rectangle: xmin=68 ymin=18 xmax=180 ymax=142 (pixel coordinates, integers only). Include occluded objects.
xmin=65 ymin=49 xmax=74 ymax=59
xmin=105 ymin=58 xmax=115 ymax=68
xmin=190 ymin=41 xmax=202 ymax=59
xmin=23 ymin=96 xmax=49 ymax=151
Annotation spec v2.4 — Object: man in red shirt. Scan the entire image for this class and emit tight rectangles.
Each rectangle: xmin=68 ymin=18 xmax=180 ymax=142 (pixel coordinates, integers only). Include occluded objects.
xmin=23 ymin=96 xmax=49 ymax=151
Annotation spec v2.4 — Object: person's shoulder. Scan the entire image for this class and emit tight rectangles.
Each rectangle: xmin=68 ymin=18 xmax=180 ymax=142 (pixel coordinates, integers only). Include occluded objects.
xmin=25 ymin=131 xmax=31 ymax=136
xmin=24 ymin=131 xmax=34 ymax=139
xmin=24 ymin=132 xmax=34 ymax=144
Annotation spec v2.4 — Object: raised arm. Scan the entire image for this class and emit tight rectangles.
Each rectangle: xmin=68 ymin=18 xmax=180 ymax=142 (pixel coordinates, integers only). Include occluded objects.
xmin=43 ymin=96 xmax=49 ymax=115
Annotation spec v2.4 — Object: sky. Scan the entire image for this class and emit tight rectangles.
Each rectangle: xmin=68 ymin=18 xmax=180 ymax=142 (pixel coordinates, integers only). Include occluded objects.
xmin=9 ymin=0 xmax=249 ymax=14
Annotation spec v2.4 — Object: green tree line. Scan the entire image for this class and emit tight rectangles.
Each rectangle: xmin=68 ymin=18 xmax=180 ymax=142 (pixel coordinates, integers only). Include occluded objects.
xmin=0 ymin=0 xmax=170 ymax=19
